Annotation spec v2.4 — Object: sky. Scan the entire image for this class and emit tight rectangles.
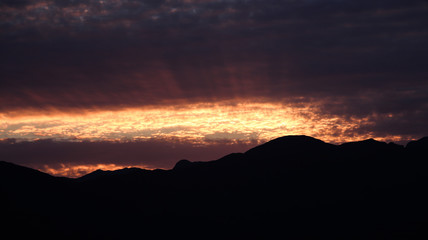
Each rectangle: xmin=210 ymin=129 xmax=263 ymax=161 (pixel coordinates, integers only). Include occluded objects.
xmin=1 ymin=0 xmax=428 ymax=177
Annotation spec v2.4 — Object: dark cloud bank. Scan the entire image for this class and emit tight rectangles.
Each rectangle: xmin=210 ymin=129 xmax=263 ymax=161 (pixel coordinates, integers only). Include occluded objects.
xmin=0 ymin=135 xmax=426 ymax=177
xmin=0 ymin=138 xmax=259 ymax=176
xmin=1 ymin=0 xmax=428 ymax=137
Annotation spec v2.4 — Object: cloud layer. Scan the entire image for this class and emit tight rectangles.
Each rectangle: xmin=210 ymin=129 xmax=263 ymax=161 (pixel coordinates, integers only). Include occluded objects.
xmin=3 ymin=102 xmax=390 ymax=144
xmin=0 ymin=137 xmax=260 ymax=177
xmin=1 ymin=0 xmax=428 ymax=140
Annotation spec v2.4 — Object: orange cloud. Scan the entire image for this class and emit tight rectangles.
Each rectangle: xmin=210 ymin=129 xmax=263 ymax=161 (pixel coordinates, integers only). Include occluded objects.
xmin=40 ymin=163 xmax=153 ymax=178
xmin=0 ymin=100 xmax=409 ymax=144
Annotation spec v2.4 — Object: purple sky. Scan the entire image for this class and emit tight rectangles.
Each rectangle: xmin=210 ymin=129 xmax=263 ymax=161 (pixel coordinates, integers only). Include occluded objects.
xmin=1 ymin=0 xmax=427 ymax=176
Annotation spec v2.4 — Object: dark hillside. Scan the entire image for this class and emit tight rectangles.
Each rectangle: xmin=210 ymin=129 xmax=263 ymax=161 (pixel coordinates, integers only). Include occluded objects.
xmin=1 ymin=136 xmax=428 ymax=239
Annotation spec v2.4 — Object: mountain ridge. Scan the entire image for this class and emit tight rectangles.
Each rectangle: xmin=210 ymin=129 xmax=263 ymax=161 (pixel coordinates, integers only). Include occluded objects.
xmin=1 ymin=135 xmax=428 ymax=239
xmin=2 ymin=135 xmax=426 ymax=179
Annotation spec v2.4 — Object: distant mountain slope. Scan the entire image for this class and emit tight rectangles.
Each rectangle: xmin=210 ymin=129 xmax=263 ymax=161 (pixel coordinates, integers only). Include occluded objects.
xmin=0 ymin=160 xmax=66 ymax=201
xmin=0 ymin=160 xmax=54 ymax=182
xmin=1 ymin=135 xmax=428 ymax=239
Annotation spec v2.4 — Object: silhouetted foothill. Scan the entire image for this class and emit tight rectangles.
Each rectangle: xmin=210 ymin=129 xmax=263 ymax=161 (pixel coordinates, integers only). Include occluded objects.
xmin=1 ymin=135 xmax=428 ymax=239
xmin=246 ymin=135 xmax=332 ymax=156
xmin=339 ymin=138 xmax=405 ymax=164
xmin=340 ymin=138 xmax=404 ymax=153
xmin=407 ymin=137 xmax=428 ymax=153
xmin=244 ymin=135 xmax=337 ymax=167
xmin=173 ymin=159 xmax=193 ymax=170
xmin=0 ymin=160 xmax=61 ymax=191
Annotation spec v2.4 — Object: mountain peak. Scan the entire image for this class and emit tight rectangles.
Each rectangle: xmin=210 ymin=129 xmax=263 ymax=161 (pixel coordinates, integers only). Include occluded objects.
xmin=406 ymin=136 xmax=428 ymax=155
xmin=173 ymin=159 xmax=193 ymax=170
xmin=246 ymin=135 xmax=328 ymax=151
xmin=248 ymin=135 xmax=330 ymax=149
xmin=340 ymin=138 xmax=388 ymax=148
xmin=407 ymin=136 xmax=428 ymax=148
xmin=244 ymin=135 xmax=336 ymax=165
xmin=268 ymin=135 xmax=325 ymax=143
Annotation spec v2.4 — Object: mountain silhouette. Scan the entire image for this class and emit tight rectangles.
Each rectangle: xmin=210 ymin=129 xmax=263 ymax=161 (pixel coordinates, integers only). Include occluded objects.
xmin=1 ymin=135 xmax=428 ymax=239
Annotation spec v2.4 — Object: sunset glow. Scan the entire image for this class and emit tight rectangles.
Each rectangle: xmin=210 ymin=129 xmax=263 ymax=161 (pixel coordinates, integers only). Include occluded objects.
xmin=40 ymin=163 xmax=153 ymax=178
xmin=1 ymin=0 xmax=426 ymax=178
xmin=2 ymin=1 xmax=428 ymax=237
xmin=1 ymin=100 xmax=403 ymax=145
xmin=1 ymin=99 xmax=418 ymax=177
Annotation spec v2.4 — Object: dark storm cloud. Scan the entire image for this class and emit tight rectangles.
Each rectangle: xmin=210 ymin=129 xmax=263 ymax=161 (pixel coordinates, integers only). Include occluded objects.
xmin=0 ymin=0 xmax=32 ymax=8
xmin=1 ymin=0 xmax=428 ymax=137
